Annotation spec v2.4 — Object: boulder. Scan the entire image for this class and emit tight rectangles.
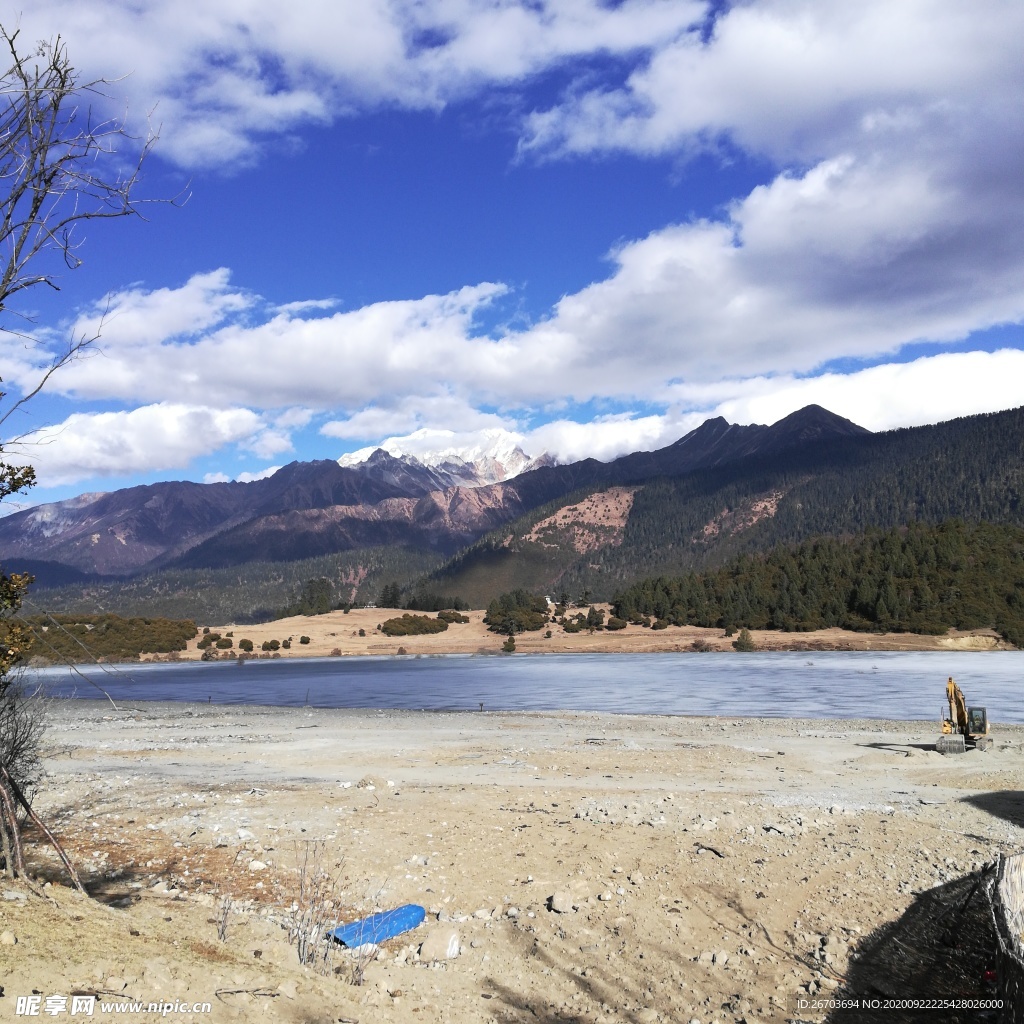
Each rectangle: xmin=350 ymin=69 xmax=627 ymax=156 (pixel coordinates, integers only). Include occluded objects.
xmin=420 ymin=927 xmax=461 ymax=961
xmin=549 ymin=891 xmax=575 ymax=914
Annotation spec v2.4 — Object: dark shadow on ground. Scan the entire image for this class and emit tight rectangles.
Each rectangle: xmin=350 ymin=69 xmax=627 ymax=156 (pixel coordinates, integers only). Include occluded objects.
xmin=20 ymin=816 xmax=187 ymax=907
xmin=825 ymin=870 xmax=1000 ymax=1024
xmin=962 ymin=791 xmax=1024 ymax=831
xmin=856 ymin=741 xmax=937 ymax=753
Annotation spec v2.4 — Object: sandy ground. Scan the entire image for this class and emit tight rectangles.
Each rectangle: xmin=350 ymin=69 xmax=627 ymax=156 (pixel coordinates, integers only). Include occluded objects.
xmin=2 ymin=701 xmax=1023 ymax=1023
xmin=155 ymin=606 xmax=1013 ymax=663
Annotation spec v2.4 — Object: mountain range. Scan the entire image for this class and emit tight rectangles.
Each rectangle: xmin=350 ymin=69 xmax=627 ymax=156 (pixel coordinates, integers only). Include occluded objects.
xmin=3 ymin=402 xmax=1023 ymax=618
xmin=0 ymin=405 xmax=862 ymax=580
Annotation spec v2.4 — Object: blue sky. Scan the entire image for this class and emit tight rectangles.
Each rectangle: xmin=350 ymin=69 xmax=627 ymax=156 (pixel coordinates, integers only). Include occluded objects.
xmin=3 ymin=0 xmax=1024 ymax=509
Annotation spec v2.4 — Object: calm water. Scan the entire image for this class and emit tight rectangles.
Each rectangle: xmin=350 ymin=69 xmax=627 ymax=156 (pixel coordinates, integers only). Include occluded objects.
xmin=25 ymin=651 xmax=1024 ymax=722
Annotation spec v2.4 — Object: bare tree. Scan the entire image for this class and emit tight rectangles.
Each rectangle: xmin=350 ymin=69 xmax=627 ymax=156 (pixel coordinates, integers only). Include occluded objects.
xmin=0 ymin=21 xmax=161 ymax=886
xmin=0 ymin=23 xmax=162 ymax=434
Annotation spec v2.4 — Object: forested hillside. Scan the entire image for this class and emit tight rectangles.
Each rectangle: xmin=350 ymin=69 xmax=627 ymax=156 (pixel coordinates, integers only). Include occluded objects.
xmin=613 ymin=520 xmax=1024 ymax=647
xmin=432 ymin=407 xmax=1024 ymax=604
xmin=24 ymin=546 xmax=442 ymax=624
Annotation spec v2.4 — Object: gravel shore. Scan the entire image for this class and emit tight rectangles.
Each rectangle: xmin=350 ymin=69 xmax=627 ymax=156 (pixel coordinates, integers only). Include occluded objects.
xmin=3 ymin=700 xmax=1022 ymax=1022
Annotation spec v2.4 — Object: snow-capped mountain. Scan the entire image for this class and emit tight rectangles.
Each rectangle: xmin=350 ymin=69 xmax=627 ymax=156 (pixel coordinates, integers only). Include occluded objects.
xmin=338 ymin=428 xmax=552 ymax=488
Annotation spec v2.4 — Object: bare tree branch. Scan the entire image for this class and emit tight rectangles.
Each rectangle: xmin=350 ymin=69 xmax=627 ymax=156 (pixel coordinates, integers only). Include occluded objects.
xmin=0 ymin=22 xmax=169 ymax=891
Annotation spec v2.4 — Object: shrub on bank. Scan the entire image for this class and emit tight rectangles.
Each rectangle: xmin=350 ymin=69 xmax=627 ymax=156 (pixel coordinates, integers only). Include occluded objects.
xmin=380 ymin=614 xmax=449 ymax=637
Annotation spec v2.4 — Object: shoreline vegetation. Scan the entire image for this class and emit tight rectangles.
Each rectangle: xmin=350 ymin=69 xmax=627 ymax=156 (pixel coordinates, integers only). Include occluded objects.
xmin=20 ymin=604 xmax=1013 ymax=667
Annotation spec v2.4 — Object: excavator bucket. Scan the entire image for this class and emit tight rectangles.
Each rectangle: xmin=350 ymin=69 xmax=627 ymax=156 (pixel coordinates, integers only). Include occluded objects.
xmin=936 ymin=734 xmax=967 ymax=755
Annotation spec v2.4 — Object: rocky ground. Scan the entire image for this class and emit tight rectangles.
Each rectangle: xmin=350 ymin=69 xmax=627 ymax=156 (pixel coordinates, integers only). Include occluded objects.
xmin=2 ymin=702 xmax=1023 ymax=1023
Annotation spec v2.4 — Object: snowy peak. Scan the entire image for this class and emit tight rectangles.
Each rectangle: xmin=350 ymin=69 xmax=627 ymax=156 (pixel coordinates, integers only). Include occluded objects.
xmin=338 ymin=429 xmax=549 ymax=488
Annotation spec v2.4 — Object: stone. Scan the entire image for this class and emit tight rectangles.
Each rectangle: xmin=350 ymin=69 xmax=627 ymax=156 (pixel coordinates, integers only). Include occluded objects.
xmin=712 ymin=950 xmax=730 ymax=965
xmin=598 ymin=891 xmax=613 ymax=902
xmin=549 ymin=891 xmax=575 ymax=914
xmin=420 ymin=927 xmax=461 ymax=961
xmin=248 ymin=860 xmax=267 ymax=872
xmin=277 ymin=980 xmax=297 ymax=999
xmin=144 ymin=965 xmax=174 ymax=987
xmin=1 ymin=930 xmax=17 ymax=945
xmin=628 ymin=873 xmax=645 ymax=886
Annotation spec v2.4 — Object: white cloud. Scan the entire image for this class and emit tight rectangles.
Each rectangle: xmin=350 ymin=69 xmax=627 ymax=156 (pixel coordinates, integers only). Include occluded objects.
xmin=528 ymin=349 xmax=1024 ymax=465
xmin=322 ymin=395 xmax=510 ymax=442
xmin=516 ymin=153 xmax=1024 ymax=391
xmin=11 ymin=403 xmax=267 ymax=487
xmin=9 ymin=3 xmax=1023 ymax=420
xmin=274 ymin=298 xmax=339 ymax=315
xmin=30 ymin=274 xmax=512 ymax=410
xmin=16 ymin=0 xmax=701 ymax=168
xmin=204 ymin=465 xmax=281 ymax=484
xmin=20 ymin=193 xmax=1024 ymax=459
xmin=525 ymin=412 xmax=697 ymax=465
xmin=691 ymin=349 xmax=1024 ymax=433
xmin=75 ymin=269 xmax=253 ymax=348
xmin=273 ymin=407 xmax=316 ymax=430
xmin=521 ymin=1 xmax=1024 ymax=163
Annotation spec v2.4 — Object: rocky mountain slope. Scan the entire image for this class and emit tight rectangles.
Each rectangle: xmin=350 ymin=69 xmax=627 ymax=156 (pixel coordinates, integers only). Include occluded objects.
xmin=428 ymin=404 xmax=1024 ymax=606
xmin=0 ymin=405 xmax=869 ymax=582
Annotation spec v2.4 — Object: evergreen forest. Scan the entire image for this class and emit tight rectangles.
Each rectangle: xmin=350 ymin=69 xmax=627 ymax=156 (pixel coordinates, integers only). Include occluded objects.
xmin=24 ymin=546 xmax=443 ymax=625
xmin=613 ymin=520 xmax=1024 ymax=647
xmin=18 ymin=614 xmax=197 ymax=664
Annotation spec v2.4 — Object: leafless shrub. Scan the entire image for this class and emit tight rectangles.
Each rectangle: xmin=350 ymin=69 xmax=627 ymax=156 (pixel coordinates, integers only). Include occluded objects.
xmin=0 ymin=670 xmax=46 ymax=800
xmin=287 ymin=841 xmax=344 ymax=974
xmin=216 ymin=894 xmax=233 ymax=942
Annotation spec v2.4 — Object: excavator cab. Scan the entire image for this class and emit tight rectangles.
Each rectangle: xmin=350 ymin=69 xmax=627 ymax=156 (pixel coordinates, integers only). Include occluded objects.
xmin=936 ymin=677 xmax=992 ymax=755
xmin=967 ymin=706 xmax=989 ymax=737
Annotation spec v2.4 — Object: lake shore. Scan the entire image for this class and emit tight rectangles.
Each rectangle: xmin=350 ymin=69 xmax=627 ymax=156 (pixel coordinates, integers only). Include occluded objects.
xmin=3 ymin=701 xmax=1021 ymax=1022
xmin=152 ymin=605 xmax=1014 ymax=663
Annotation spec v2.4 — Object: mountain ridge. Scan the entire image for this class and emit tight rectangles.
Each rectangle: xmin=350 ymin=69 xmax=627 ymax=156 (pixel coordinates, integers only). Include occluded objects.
xmin=0 ymin=405 xmax=869 ymax=581
xmin=10 ymin=403 xmax=1024 ymax=620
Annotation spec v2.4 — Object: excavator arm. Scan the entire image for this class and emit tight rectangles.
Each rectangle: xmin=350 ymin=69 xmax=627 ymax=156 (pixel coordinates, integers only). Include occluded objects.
xmin=945 ymin=676 xmax=969 ymax=735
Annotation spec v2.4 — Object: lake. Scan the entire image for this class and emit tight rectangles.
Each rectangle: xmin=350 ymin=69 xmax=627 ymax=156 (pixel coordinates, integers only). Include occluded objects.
xmin=25 ymin=651 xmax=1024 ymax=722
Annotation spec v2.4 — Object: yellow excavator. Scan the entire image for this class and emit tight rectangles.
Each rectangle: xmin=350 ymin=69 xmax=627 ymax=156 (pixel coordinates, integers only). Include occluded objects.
xmin=935 ymin=676 xmax=992 ymax=755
